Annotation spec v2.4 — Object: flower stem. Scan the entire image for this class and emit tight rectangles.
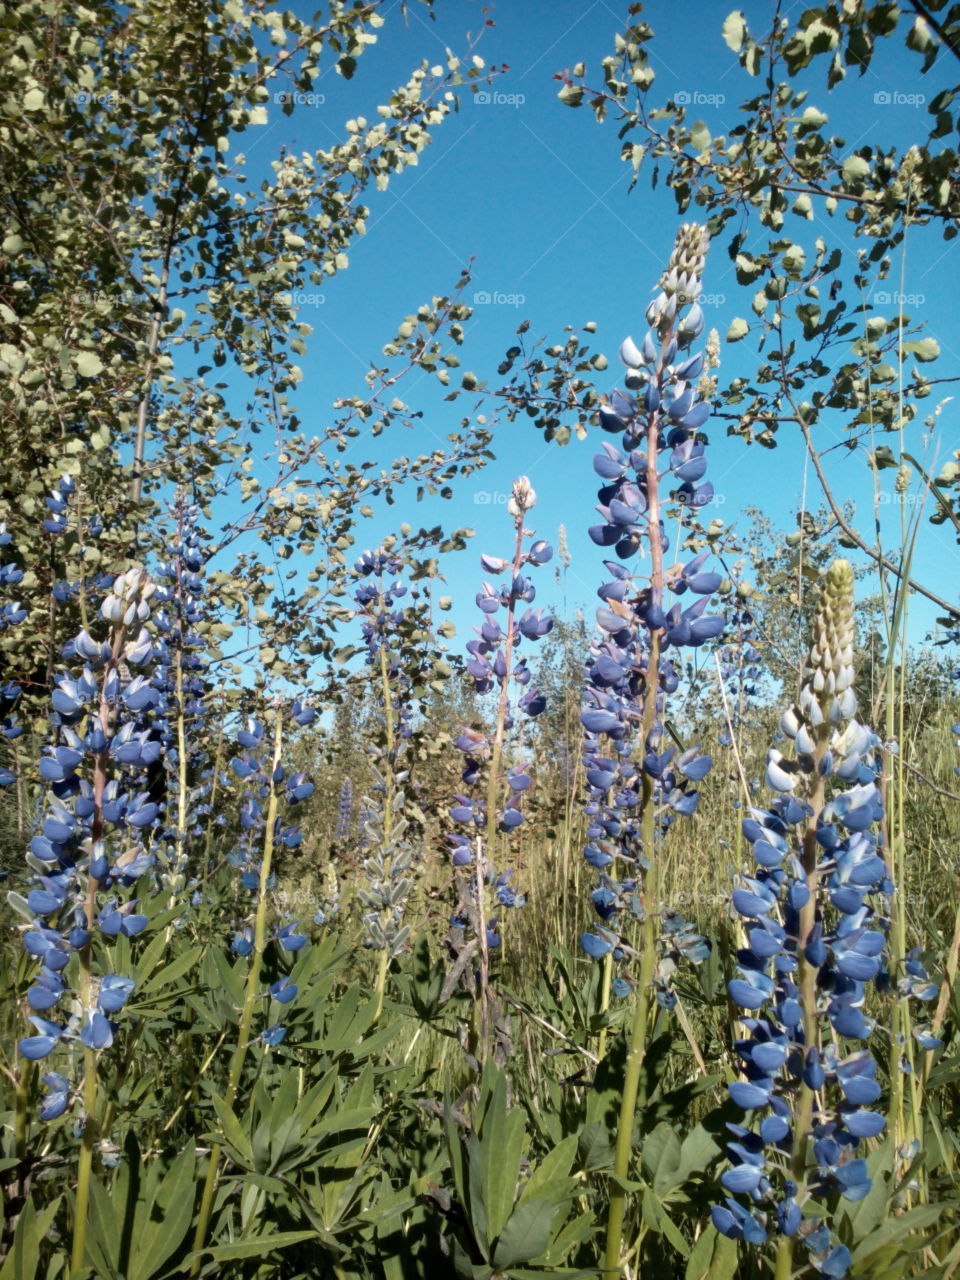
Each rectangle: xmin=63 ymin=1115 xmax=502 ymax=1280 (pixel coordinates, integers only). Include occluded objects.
xmin=476 ymin=512 xmax=526 ymax=1064
xmin=70 ymin=1046 xmax=99 ymax=1273
xmin=190 ymin=709 xmax=284 ymax=1273
xmin=373 ymin=615 xmax=396 ymax=1023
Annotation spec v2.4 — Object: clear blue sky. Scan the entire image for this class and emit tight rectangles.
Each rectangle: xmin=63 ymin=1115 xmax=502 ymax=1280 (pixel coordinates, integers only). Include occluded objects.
xmin=220 ymin=0 xmax=960 ymax=666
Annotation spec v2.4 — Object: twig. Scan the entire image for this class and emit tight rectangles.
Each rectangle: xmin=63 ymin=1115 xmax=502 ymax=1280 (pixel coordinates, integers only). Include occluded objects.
xmin=797 ymin=418 xmax=959 ymax=620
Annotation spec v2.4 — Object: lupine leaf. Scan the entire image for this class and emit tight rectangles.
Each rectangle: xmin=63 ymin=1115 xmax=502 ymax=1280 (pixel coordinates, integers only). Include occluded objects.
xmin=190 ymin=1231 xmax=317 ymax=1262
xmin=137 ymin=944 xmax=203 ymax=995
xmin=849 ymin=1203 xmax=953 ymax=1265
xmin=0 ymin=1194 xmax=62 ymax=1280
xmin=492 ymin=1199 xmax=555 ymax=1268
xmin=211 ymin=1092 xmax=254 ymax=1166
xmin=128 ymin=1146 xmax=196 ymax=1280
xmin=684 ymin=1225 xmax=738 ymax=1280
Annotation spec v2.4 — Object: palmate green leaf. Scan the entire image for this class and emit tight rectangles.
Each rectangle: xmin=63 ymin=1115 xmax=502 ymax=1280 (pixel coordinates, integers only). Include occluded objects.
xmin=204 ymin=946 xmax=246 ymax=1010
xmin=297 ymin=1066 xmax=339 ymax=1133
xmin=684 ymin=1225 xmax=738 ymax=1280
xmin=445 ymin=1098 xmax=469 ymax=1214
xmin=517 ymin=1135 xmax=579 ymax=1209
xmin=477 ymin=1067 xmax=526 ymax=1245
xmin=577 ymin=1121 xmax=614 ymax=1172
xmin=137 ymin=944 xmax=204 ymax=996
xmin=188 ymin=1230 xmax=316 ymax=1262
xmin=641 ymin=1122 xmax=682 ymax=1191
xmin=849 ymin=1202 xmax=954 ymax=1271
xmin=452 ymin=1235 xmax=493 ymax=1280
xmin=128 ymin=1146 xmax=197 ymax=1280
xmin=538 ymin=1209 xmax=598 ymax=1269
xmin=83 ymin=1173 xmax=122 ymax=1277
xmin=640 ymin=1179 xmax=690 ymax=1257
xmin=674 ymin=1124 xmax=721 ymax=1188
xmin=491 ymin=1199 xmax=556 ymax=1269
xmin=211 ymin=1091 xmax=254 ymax=1167
xmin=0 ymin=1194 xmax=62 ymax=1280
xmin=466 ymin=1132 xmax=492 ymax=1260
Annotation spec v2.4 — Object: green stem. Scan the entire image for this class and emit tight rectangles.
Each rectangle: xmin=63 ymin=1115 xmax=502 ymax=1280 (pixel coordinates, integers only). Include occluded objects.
xmin=190 ymin=709 xmax=284 ymax=1273
xmin=373 ymin=619 xmax=396 ymax=1022
xmin=15 ymin=1056 xmax=31 ymax=1200
xmin=596 ymin=952 xmax=613 ymax=1063
xmin=603 ymin=911 xmax=657 ymax=1276
xmin=71 ymin=1046 xmax=99 ymax=1272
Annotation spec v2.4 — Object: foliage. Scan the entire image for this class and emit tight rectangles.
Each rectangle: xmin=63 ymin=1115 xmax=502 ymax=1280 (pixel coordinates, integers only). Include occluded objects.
xmin=2 ymin=4 xmax=960 ymax=1280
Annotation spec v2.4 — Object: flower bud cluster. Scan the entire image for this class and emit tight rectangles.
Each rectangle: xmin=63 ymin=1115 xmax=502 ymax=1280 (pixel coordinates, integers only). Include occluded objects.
xmin=717 ymin=609 xmax=763 ymax=737
xmin=335 ymin=776 xmax=354 ymax=844
xmin=353 ymin=547 xmax=414 ymax=743
xmin=0 ymin=524 xmax=25 ymax=784
xmin=151 ymin=499 xmax=212 ymax=888
xmin=348 ymin=546 xmax=430 ymax=957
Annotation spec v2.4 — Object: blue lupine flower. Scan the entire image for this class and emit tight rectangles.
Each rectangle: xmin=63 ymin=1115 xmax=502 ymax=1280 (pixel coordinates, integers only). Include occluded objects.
xmin=716 ymin=560 xmax=938 ymax=1277
xmin=232 ymin=927 xmax=254 ymax=957
xmin=269 ymin=977 xmax=298 ymax=1004
xmin=275 ymin=921 xmax=307 ymax=952
xmin=98 ymin=975 xmax=135 ymax=1014
xmin=448 ymin=479 xmax=554 ymax=955
xmin=579 ymin=228 xmax=721 ymax=999
xmin=19 ymin=1016 xmax=65 ymax=1061
xmin=39 ymin=1072 xmax=71 ymax=1121
xmin=79 ymin=1011 xmax=114 ymax=1051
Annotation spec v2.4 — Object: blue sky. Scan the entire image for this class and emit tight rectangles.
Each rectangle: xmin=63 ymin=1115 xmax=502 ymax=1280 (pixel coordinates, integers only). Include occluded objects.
xmin=220 ymin=0 xmax=959 ymax=664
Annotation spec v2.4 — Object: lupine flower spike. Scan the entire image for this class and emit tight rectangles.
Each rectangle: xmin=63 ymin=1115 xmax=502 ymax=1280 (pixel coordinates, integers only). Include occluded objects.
xmin=715 ymin=559 xmax=938 ymax=1279
xmin=447 ymin=477 xmax=552 ymax=1064
xmin=593 ymin=224 xmax=723 ymax=1275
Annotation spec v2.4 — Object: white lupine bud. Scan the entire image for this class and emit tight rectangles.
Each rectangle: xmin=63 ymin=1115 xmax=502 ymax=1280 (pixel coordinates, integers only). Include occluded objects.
xmin=507 ymin=476 xmax=536 ymax=515
xmin=620 ymin=336 xmax=644 ymax=367
xmin=780 ymin=707 xmax=801 ymax=738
